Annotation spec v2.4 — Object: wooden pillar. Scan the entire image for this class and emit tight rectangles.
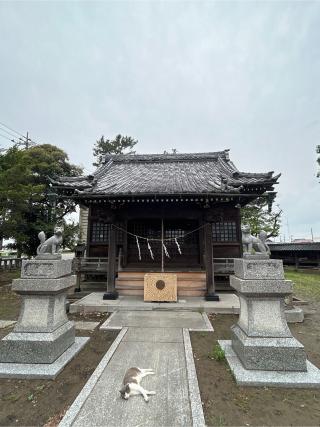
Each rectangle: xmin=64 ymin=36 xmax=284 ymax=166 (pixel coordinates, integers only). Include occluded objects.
xmin=199 ymin=219 xmax=205 ymax=269
xmin=122 ymin=219 xmax=128 ymax=268
xmin=204 ymin=222 xmax=220 ymax=301
xmin=75 ymin=257 xmax=82 ymax=292
xmin=103 ymin=223 xmax=118 ymax=300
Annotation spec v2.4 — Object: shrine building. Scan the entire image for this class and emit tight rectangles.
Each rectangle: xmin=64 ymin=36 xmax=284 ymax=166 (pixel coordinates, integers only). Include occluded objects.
xmin=52 ymin=150 xmax=279 ymax=300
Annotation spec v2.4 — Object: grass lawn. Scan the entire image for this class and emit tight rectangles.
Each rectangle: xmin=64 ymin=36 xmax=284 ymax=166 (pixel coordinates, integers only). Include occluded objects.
xmin=284 ymin=267 xmax=320 ymax=302
xmin=0 ymin=270 xmax=21 ymax=320
xmin=0 ymin=270 xmax=20 ymax=288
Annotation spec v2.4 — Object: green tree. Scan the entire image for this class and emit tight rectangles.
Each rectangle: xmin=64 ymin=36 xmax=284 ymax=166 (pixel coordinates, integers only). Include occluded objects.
xmin=241 ymin=196 xmax=282 ymax=238
xmin=93 ymin=134 xmax=138 ymax=166
xmin=0 ymin=144 xmax=82 ymax=256
xmin=62 ymin=221 xmax=80 ymax=252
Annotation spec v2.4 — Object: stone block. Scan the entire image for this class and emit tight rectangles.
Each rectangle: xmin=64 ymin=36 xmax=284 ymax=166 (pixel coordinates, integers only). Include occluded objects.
xmin=237 ymin=295 xmax=291 ymax=338
xmin=219 ymin=340 xmax=320 ymax=388
xmin=230 ymin=276 xmax=292 ymax=295
xmin=12 ymin=275 xmax=76 ymax=293
xmin=285 ymin=307 xmax=304 ymax=323
xmin=21 ymin=259 xmax=73 ymax=279
xmin=0 ymin=321 xmax=75 ymax=364
xmin=231 ymin=324 xmax=307 ymax=371
xmin=243 ymin=253 xmax=270 ymax=260
xmin=0 ymin=337 xmax=89 ymax=379
xmin=12 ymin=275 xmax=75 ymax=333
xmin=14 ymin=293 xmax=69 ymax=333
xmin=234 ymin=258 xmax=284 ymax=280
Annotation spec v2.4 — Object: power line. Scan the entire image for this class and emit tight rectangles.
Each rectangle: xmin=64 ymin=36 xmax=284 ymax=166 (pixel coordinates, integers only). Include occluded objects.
xmin=0 ymin=121 xmax=26 ymax=139
xmin=0 ymin=121 xmax=40 ymax=146
xmin=0 ymin=126 xmax=23 ymax=140
xmin=0 ymin=132 xmax=17 ymax=143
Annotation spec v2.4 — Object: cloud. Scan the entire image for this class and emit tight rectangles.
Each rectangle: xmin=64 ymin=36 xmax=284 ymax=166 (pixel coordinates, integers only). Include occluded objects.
xmin=0 ymin=1 xmax=319 ymax=238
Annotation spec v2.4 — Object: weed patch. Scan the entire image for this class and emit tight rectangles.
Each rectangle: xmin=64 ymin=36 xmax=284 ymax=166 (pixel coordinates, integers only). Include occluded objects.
xmin=208 ymin=343 xmax=225 ymax=361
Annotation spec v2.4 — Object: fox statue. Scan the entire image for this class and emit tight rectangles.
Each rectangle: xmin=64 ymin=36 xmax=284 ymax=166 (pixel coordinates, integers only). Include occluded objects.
xmin=37 ymin=226 xmax=64 ymax=256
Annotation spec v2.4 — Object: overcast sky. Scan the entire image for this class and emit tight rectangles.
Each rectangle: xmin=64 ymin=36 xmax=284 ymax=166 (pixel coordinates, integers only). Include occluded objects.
xmin=0 ymin=1 xmax=319 ymax=240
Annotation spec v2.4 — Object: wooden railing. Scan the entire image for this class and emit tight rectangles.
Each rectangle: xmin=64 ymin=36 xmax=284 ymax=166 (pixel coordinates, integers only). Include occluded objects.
xmin=73 ymin=256 xmax=235 ymax=275
xmin=0 ymin=257 xmax=27 ymax=270
xmin=72 ymin=255 xmax=236 ymax=292
xmin=73 ymin=253 xmax=123 ymax=292
xmin=73 ymin=257 xmax=109 ymax=274
xmin=213 ymin=258 xmax=235 ymax=274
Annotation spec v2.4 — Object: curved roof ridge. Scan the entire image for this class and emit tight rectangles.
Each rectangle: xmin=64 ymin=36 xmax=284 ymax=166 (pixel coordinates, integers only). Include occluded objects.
xmin=103 ymin=150 xmax=230 ymax=163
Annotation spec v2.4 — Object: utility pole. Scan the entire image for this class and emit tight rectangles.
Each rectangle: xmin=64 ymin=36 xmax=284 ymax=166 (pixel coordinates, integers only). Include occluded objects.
xmin=18 ymin=132 xmax=31 ymax=149
xmin=286 ymin=218 xmax=291 ymax=241
xmin=25 ymin=131 xmax=31 ymax=149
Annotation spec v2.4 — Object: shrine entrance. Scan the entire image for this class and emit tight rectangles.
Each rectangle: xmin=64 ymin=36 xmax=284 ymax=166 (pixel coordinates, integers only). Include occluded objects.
xmin=126 ymin=218 xmax=201 ymax=269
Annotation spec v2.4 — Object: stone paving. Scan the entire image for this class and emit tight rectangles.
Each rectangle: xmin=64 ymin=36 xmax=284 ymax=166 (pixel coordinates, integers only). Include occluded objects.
xmin=100 ymin=311 xmax=213 ymax=331
xmin=0 ymin=320 xmax=16 ymax=329
xmin=69 ymin=293 xmax=304 ymax=323
xmin=74 ymin=321 xmax=100 ymax=331
xmin=69 ymin=293 xmax=240 ymax=314
xmin=60 ymin=311 xmax=210 ymax=427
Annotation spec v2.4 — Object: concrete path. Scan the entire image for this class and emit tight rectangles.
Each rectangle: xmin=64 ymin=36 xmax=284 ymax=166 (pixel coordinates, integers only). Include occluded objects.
xmin=60 ymin=311 xmax=211 ymax=427
xmin=101 ymin=311 xmax=213 ymax=331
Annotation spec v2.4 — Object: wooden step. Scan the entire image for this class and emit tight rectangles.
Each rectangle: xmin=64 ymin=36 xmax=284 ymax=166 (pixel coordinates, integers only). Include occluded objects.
xmin=117 ymin=271 xmax=206 ymax=279
xmin=117 ymin=288 xmax=205 ymax=297
xmin=78 ymin=270 xmax=229 ymax=297
xmin=116 ymin=271 xmax=206 ymax=297
xmin=116 ymin=279 xmax=205 ymax=287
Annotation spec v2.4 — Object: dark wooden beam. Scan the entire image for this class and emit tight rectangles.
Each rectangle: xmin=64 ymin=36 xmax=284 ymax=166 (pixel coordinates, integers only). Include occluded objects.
xmin=103 ymin=224 xmax=118 ymax=300
xmin=122 ymin=219 xmax=128 ymax=268
xmin=204 ymin=222 xmax=220 ymax=301
xmin=86 ymin=205 xmax=92 ymax=256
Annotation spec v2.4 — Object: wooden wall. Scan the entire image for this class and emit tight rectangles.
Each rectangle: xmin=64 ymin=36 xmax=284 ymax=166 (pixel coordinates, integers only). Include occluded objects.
xmin=86 ymin=202 xmax=242 ymax=264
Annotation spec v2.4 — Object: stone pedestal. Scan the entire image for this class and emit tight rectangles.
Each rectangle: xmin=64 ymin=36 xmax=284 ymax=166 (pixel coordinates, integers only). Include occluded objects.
xmin=0 ymin=259 xmax=89 ymax=378
xmin=230 ymin=258 xmax=306 ymax=372
xmin=220 ymin=257 xmax=320 ymax=388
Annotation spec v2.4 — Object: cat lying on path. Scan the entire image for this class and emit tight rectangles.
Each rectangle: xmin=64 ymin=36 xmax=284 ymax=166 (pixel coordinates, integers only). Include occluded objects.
xmin=119 ymin=367 xmax=156 ymax=402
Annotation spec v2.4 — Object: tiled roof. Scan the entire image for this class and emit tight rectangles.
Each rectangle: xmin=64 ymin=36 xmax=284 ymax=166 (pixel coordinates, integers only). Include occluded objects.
xmin=269 ymin=242 xmax=320 ymax=252
xmin=51 ymin=151 xmax=280 ymax=197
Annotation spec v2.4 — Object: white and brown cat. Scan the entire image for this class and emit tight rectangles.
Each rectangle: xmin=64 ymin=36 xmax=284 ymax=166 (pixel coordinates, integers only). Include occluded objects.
xmin=119 ymin=367 xmax=156 ymax=402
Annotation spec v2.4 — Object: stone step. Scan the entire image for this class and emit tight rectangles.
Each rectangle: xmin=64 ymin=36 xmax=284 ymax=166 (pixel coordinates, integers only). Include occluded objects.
xmin=117 ymin=288 xmax=205 ymax=297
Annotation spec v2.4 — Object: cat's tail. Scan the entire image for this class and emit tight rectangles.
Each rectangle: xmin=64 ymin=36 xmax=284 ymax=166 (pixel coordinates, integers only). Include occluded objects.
xmin=37 ymin=231 xmax=46 ymax=254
